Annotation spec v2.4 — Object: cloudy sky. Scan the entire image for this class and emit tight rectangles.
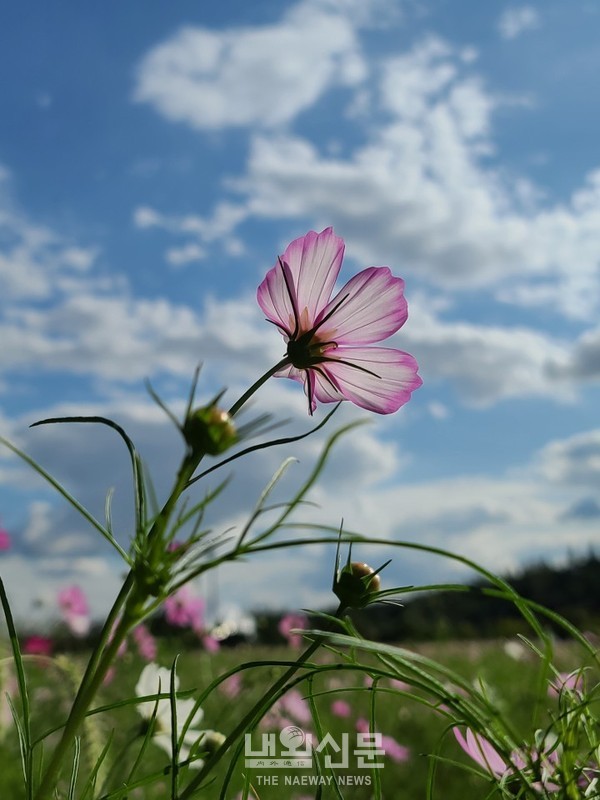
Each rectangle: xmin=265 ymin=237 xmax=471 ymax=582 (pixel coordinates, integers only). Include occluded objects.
xmin=2 ymin=0 xmax=600 ymax=626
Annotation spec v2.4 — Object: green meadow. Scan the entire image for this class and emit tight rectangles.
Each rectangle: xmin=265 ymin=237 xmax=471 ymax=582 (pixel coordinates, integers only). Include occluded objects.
xmin=1 ymin=638 xmax=593 ymax=799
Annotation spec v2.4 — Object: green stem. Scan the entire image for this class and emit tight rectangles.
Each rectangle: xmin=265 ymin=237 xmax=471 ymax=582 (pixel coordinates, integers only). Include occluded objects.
xmin=179 ymin=604 xmax=345 ymax=800
xmin=33 ymin=587 xmax=136 ymax=800
xmin=33 ymin=458 xmax=199 ymax=800
xmin=228 ymin=358 xmax=289 ymax=418
xmin=32 ymin=360 xmax=288 ymax=798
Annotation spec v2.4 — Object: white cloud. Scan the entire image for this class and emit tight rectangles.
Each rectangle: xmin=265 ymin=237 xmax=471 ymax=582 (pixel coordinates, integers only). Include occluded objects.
xmin=427 ymin=401 xmax=449 ymax=419
xmin=498 ymin=6 xmax=541 ymax=40
xmin=132 ymin=0 xmax=368 ymax=130
xmin=0 ymin=209 xmax=98 ymax=301
xmin=211 ymin=38 xmax=600 ymax=322
xmin=133 ymin=201 xmax=248 ymax=263
xmin=0 ymin=160 xmax=591 ymax=412
xmin=567 ymin=325 xmax=600 ymax=380
xmin=133 ymin=19 xmax=600 ymax=321
xmin=536 ymin=429 xmax=600 ymax=488
xmin=0 ymin=553 xmax=122 ymax=626
xmin=403 ymin=295 xmax=573 ymax=406
xmin=165 ymin=243 xmax=206 ymax=267
xmin=0 ymin=290 xmax=284 ymax=385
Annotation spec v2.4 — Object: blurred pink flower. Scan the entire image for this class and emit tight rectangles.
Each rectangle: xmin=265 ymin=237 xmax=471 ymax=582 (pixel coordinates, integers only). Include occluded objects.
xmin=381 ymin=734 xmax=411 ymax=763
xmin=23 ymin=635 xmax=53 ymax=657
xmin=257 ymin=228 xmax=422 ymax=415
xmin=278 ymin=613 xmax=308 ymax=648
xmin=164 ymin=585 xmax=204 ymax=629
xmin=355 ymin=718 xmax=410 ymax=763
xmin=389 ymin=678 xmax=410 ymax=692
xmin=0 ymin=526 xmax=11 ymax=551
xmin=219 ymin=673 xmax=242 ymax=699
xmin=103 ymin=666 xmax=116 ymax=686
xmin=331 ymin=699 xmax=352 ymax=718
xmin=453 ymin=727 xmax=511 ymax=778
xmin=133 ymin=624 xmax=157 ymax=661
xmin=279 ymin=689 xmax=311 ymax=725
xmin=201 ymin=634 xmax=220 ymax=653
xmin=548 ymin=670 xmax=584 ymax=698
xmin=453 ymin=727 xmax=559 ymax=791
xmin=261 ymin=689 xmax=312 ymax=731
xmin=58 ymin=585 xmax=90 ymax=637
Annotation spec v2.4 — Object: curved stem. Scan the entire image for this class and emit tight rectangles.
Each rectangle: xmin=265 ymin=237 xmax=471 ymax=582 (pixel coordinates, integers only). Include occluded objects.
xmin=33 ymin=578 xmax=136 ymax=800
xmin=228 ymin=358 xmax=289 ymax=418
xmin=179 ymin=604 xmax=345 ymax=800
xmin=31 ymin=360 xmax=291 ymax=798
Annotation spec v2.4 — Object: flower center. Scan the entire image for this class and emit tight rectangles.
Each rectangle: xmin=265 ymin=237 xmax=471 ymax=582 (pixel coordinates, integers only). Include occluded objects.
xmin=286 ymin=333 xmax=336 ymax=369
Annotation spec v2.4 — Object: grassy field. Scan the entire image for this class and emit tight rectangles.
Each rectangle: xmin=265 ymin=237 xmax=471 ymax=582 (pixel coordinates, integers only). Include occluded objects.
xmin=0 ymin=637 xmax=595 ymax=799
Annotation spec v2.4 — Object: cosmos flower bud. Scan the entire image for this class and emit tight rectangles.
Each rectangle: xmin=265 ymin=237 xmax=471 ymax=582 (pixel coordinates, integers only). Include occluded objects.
xmin=333 ymin=561 xmax=381 ymax=608
xmin=183 ymin=404 xmax=237 ymax=456
xmin=197 ymin=729 xmax=226 ymax=756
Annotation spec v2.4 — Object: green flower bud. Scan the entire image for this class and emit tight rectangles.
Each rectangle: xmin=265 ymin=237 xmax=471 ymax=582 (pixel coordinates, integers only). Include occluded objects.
xmin=334 ymin=561 xmax=381 ymax=608
xmin=183 ymin=405 xmax=237 ymax=456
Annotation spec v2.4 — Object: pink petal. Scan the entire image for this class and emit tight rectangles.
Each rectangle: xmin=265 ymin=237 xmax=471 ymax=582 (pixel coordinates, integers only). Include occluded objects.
xmin=454 ymin=728 xmax=507 ymax=777
xmin=0 ymin=527 xmax=11 ymax=551
xmin=257 ymin=228 xmax=344 ymax=334
xmin=313 ymin=347 xmax=422 ymax=414
xmin=279 ymin=689 xmax=312 ymax=725
xmin=22 ymin=635 xmax=53 ymax=657
xmin=381 ymin=734 xmax=411 ymax=763
xmin=331 ymin=700 xmax=352 ymax=718
xmin=202 ymin=634 xmax=221 ymax=653
xmin=316 ymin=267 xmax=408 ymax=345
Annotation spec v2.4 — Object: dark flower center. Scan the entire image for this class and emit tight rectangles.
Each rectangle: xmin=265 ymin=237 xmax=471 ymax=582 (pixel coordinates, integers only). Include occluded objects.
xmin=286 ymin=335 xmax=335 ymax=370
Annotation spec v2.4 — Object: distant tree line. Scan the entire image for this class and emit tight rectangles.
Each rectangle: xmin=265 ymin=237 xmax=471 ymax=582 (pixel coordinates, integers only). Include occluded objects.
xmin=352 ymin=552 xmax=600 ymax=642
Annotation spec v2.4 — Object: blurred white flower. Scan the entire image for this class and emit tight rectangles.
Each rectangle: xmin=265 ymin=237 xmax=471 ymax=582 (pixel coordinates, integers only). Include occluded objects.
xmin=135 ymin=663 xmax=212 ymax=769
xmin=503 ymin=640 xmax=527 ymax=661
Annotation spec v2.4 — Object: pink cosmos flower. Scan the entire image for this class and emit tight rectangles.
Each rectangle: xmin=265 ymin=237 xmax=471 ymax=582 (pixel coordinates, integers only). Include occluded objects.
xmin=278 ymin=612 xmax=308 ymax=649
xmin=330 ymin=699 xmax=352 ymax=718
xmin=261 ymin=689 xmax=312 ymax=731
xmin=0 ymin=526 xmax=11 ymax=551
xmin=548 ymin=670 xmax=584 ymax=698
xmin=133 ymin=624 xmax=158 ymax=662
xmin=355 ymin=718 xmax=410 ymax=763
xmin=164 ymin=585 xmax=204 ymax=629
xmin=23 ymin=635 xmax=53 ymax=657
xmin=453 ymin=727 xmax=509 ymax=778
xmin=219 ymin=673 xmax=242 ymax=699
xmin=200 ymin=634 xmax=220 ymax=653
xmin=279 ymin=689 xmax=312 ymax=725
xmin=381 ymin=734 xmax=411 ymax=764
xmin=257 ymin=228 xmax=422 ymax=414
xmin=453 ymin=727 xmax=560 ymax=791
xmin=58 ymin=585 xmax=90 ymax=637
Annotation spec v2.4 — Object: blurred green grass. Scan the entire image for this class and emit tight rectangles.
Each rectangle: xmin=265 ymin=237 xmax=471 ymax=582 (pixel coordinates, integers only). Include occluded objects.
xmin=0 ymin=638 xmax=594 ymax=799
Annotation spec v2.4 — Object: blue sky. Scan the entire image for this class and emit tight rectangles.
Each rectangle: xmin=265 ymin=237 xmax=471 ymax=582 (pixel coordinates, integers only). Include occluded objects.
xmin=2 ymin=0 xmax=600 ymax=624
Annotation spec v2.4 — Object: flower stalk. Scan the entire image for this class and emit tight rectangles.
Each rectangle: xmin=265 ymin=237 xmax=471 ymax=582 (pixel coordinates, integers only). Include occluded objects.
xmin=32 ymin=360 xmax=291 ymax=799
xmin=178 ymin=604 xmax=346 ymax=799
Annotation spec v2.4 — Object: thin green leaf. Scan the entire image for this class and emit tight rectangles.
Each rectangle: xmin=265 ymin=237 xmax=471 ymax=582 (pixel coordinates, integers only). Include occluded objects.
xmin=187 ymin=403 xmax=341 ymax=487
xmin=146 ymin=378 xmax=185 ymax=433
xmin=170 ymin=656 xmax=180 ymax=800
xmin=7 ymin=692 xmax=29 ymax=787
xmin=0 ymin=433 xmax=129 ymax=563
xmin=79 ymin=731 xmax=113 ymax=800
xmin=236 ymin=456 xmax=298 ymax=547
xmin=1 ymin=575 xmax=32 ymax=798
xmin=67 ymin=736 xmax=81 ymax=800
xmin=31 ymin=414 xmax=147 ymax=542
xmin=249 ymin=421 xmax=365 ymax=547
